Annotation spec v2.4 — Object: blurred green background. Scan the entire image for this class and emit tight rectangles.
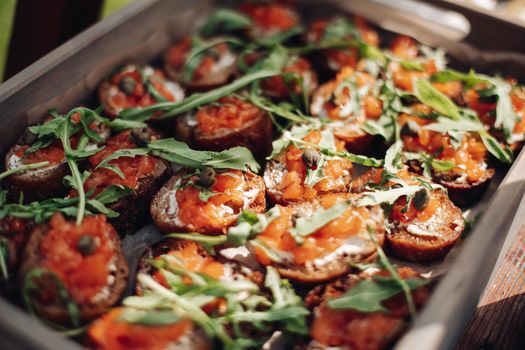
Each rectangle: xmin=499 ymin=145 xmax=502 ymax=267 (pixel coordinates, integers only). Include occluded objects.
xmin=0 ymin=0 xmax=134 ymax=82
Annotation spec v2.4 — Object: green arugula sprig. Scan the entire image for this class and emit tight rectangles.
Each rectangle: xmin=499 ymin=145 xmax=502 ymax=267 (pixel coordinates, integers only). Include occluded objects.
xmin=0 ymin=186 xmax=132 ymax=223
xmin=328 ymin=229 xmax=429 ymax=318
xmin=119 ymin=69 xmax=280 ymax=122
xmin=95 ymin=139 xmax=260 ymax=176
xmin=0 ymin=161 xmax=50 ymax=181
xmin=431 ymin=69 xmax=519 ymax=144
xmin=201 ymin=8 xmax=253 ymax=36
xmin=131 ymin=263 xmax=308 ymax=350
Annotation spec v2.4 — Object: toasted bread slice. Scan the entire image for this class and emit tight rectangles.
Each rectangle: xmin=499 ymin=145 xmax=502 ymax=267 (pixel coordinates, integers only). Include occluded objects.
xmin=98 ymin=64 xmax=184 ymax=118
xmin=175 ymin=97 xmax=273 ymax=159
xmin=408 ymin=160 xmax=495 ymax=207
xmin=388 ymin=190 xmax=465 ymax=262
xmin=109 ymin=159 xmax=170 ymax=235
xmin=19 ymin=215 xmax=128 ymax=325
xmin=164 ymin=37 xmax=238 ymax=92
xmin=249 ymin=193 xmax=385 ymax=283
xmin=151 ymin=170 xmax=266 ymax=235
xmin=304 ymin=267 xmax=431 ymax=350
xmin=4 ymin=143 xmax=70 ymax=201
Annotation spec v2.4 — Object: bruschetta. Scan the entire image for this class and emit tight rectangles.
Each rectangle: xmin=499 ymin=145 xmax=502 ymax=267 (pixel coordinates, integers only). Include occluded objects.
xmin=138 ymin=238 xmax=264 ymax=293
xmin=306 ymin=16 xmax=379 ymax=75
xmin=174 ymin=96 xmax=273 ymax=159
xmin=248 ymin=193 xmax=385 ymax=283
xmin=3 ymin=113 xmax=110 ymax=202
xmin=264 ymin=126 xmax=353 ymax=205
xmin=304 ymin=267 xmax=430 ymax=350
xmin=238 ymin=2 xmax=300 ymax=41
xmin=399 ymin=110 xmax=495 ymax=206
xmin=19 ymin=213 xmax=128 ymax=325
xmin=85 ymin=128 xmax=170 ymax=234
xmin=150 ymin=169 xmax=266 ymax=235
xmin=353 ymin=168 xmax=465 ymax=261
xmin=98 ymin=64 xmax=185 ymax=117
xmin=88 ymin=308 xmax=210 ymax=350
xmin=259 ymin=55 xmax=318 ymax=101
xmin=164 ymin=36 xmax=239 ymax=91
xmin=311 ymin=67 xmax=383 ymax=154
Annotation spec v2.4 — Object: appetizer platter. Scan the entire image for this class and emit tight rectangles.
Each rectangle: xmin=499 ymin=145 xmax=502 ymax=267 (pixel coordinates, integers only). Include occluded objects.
xmin=1 ymin=0 xmax=525 ymax=349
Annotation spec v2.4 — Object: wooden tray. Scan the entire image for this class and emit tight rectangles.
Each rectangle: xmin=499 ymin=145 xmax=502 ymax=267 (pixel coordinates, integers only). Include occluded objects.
xmin=1 ymin=1 xmax=525 ymax=349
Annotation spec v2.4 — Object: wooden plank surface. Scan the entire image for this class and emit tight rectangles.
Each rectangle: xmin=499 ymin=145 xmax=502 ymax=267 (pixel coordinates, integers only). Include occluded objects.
xmin=456 ymin=225 xmax=525 ymax=350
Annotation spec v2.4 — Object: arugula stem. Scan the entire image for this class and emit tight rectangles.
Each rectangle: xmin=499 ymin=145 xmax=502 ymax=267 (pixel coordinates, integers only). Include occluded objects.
xmin=67 ymin=159 xmax=85 ymax=226
xmin=0 ymin=161 xmax=50 ymax=181
xmin=0 ymin=239 xmax=8 ymax=280
xmin=376 ymin=245 xmax=418 ymax=318
xmin=137 ymin=273 xmax=234 ymax=346
xmin=157 ymin=69 xmax=279 ymax=119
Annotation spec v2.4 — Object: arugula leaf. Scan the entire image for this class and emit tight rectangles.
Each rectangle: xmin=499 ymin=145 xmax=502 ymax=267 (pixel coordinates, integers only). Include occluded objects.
xmin=289 ymin=200 xmax=350 ymax=244
xmin=431 ymin=70 xmax=518 ymax=144
xmin=203 ymin=147 xmax=260 ymax=173
xmin=255 ymin=27 xmax=305 ymax=47
xmin=424 ymin=115 xmax=513 ymax=164
xmin=358 ymin=184 xmax=439 ymax=207
xmin=95 ymin=148 xmax=149 ymax=179
xmin=328 ymin=277 xmax=428 ymax=312
xmin=383 ymin=141 xmax=403 ymax=175
xmin=120 ymin=69 xmax=279 ymax=121
xmin=148 ymin=139 xmax=260 ymax=172
xmin=414 ymin=79 xmax=460 ymax=120
xmin=94 ymin=185 xmax=133 ymax=204
xmin=201 ymin=8 xmax=252 ymax=36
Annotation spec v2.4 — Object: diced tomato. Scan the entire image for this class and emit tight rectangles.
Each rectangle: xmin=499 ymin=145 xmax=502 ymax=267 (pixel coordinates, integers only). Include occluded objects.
xmin=84 ymin=131 xmax=157 ymax=194
xmin=89 ymin=308 xmax=195 ymax=350
xmin=176 ymin=171 xmax=246 ymax=232
xmin=399 ymin=113 xmax=488 ymax=183
xmin=16 ymin=140 xmax=65 ymax=165
xmin=39 ymin=213 xmax=117 ymax=303
xmin=239 ymin=3 xmax=298 ymax=32
xmin=276 ymin=129 xmax=353 ymax=201
xmin=254 ymin=194 xmax=372 ymax=265
xmin=195 ymin=97 xmax=262 ymax=135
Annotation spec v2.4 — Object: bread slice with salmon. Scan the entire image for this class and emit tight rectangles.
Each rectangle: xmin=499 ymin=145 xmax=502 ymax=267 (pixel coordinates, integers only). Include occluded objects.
xmin=88 ymin=308 xmax=210 ymax=350
xmin=304 ymin=267 xmax=431 ymax=350
xmin=247 ymin=193 xmax=385 ymax=283
xmin=175 ymin=96 xmax=273 ymax=159
xmin=150 ymin=169 xmax=266 ymax=235
xmin=85 ymin=127 xmax=170 ymax=234
xmin=18 ymin=213 xmax=128 ymax=326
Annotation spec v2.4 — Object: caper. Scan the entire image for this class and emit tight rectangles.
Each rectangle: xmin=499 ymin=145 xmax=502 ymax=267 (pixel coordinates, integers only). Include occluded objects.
xmin=130 ymin=128 xmax=149 ymax=147
xmin=197 ymin=167 xmax=216 ymax=187
xmin=77 ymin=235 xmax=96 ymax=256
xmin=119 ymin=76 xmax=137 ymax=96
xmin=400 ymin=121 xmax=421 ymax=137
xmin=413 ymin=188 xmax=430 ymax=211
xmin=301 ymin=149 xmax=321 ymax=168
xmin=22 ymin=127 xmax=37 ymax=145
